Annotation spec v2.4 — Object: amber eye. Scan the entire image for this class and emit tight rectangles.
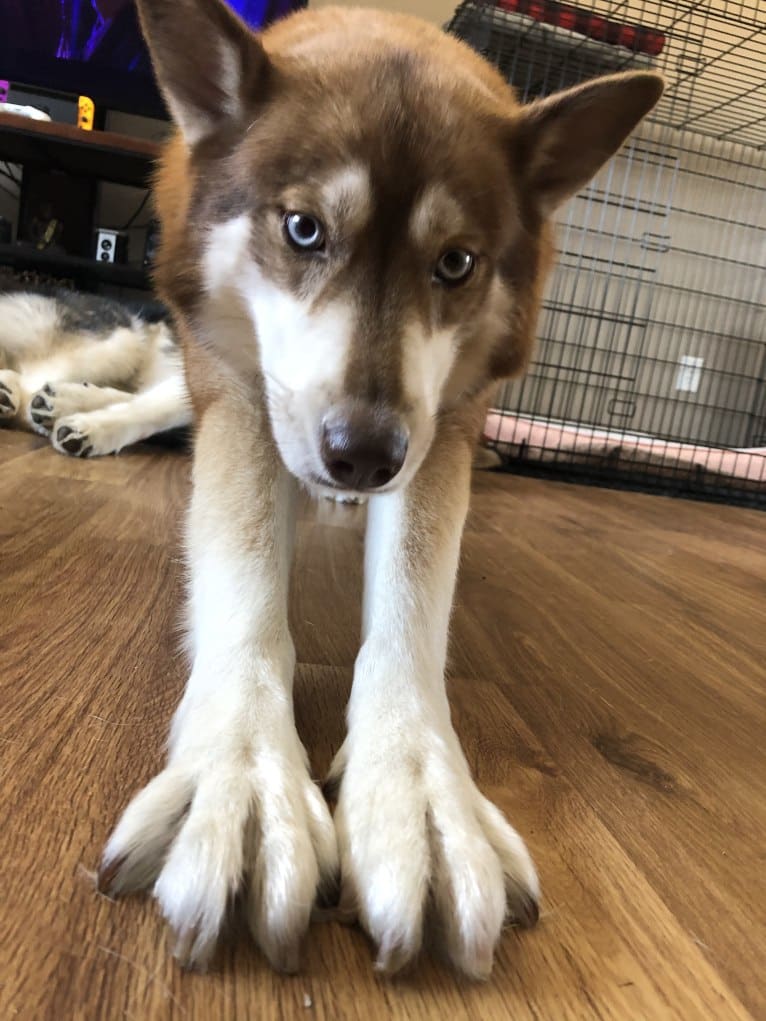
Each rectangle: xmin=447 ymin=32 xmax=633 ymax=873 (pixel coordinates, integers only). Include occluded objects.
xmin=434 ymin=248 xmax=475 ymax=286
xmin=284 ymin=212 xmax=325 ymax=251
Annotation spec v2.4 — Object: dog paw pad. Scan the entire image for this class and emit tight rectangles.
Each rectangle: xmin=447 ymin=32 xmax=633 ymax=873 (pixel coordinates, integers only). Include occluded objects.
xmin=0 ymin=380 xmax=19 ymax=417
xmin=56 ymin=425 xmax=90 ymax=456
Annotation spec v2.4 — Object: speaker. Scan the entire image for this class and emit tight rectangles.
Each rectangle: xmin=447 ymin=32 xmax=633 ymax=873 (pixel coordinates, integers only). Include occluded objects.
xmin=94 ymin=229 xmax=128 ymax=264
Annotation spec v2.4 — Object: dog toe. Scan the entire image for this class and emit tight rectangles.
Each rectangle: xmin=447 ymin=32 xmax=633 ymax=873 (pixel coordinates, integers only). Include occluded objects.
xmin=99 ymin=769 xmax=193 ymax=896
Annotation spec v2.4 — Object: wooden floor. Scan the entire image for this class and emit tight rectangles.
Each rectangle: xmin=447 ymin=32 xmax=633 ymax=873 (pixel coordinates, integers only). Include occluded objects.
xmin=1 ymin=429 xmax=764 ymax=1021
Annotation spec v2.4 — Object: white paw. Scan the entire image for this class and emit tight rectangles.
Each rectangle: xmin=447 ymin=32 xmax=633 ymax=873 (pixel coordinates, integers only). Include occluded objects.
xmin=30 ymin=381 xmax=117 ymax=437
xmin=99 ymin=726 xmax=338 ymax=971
xmin=52 ymin=415 xmax=97 ymax=456
xmin=53 ymin=406 xmax=126 ymax=455
xmin=28 ymin=383 xmax=58 ymax=435
xmin=0 ymin=370 xmax=21 ymax=420
xmin=329 ymin=731 xmax=539 ymax=978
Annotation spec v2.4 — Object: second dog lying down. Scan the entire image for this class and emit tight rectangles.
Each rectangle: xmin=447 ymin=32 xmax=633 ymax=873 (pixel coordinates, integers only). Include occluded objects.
xmin=0 ymin=287 xmax=505 ymax=470
xmin=0 ymin=288 xmax=190 ymax=456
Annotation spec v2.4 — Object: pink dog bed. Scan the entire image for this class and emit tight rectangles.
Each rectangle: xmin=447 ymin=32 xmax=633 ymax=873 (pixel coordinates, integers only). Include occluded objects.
xmin=484 ymin=412 xmax=766 ymax=485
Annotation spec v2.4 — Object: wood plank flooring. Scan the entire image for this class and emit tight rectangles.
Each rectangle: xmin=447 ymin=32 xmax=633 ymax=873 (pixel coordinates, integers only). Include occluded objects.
xmin=0 ymin=429 xmax=763 ymax=1021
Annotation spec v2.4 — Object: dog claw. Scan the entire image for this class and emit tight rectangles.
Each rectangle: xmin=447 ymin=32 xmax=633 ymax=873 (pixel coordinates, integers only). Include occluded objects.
xmin=172 ymin=925 xmax=210 ymax=971
xmin=313 ymin=880 xmax=357 ymax=926
xmin=321 ymin=772 xmax=341 ymax=803
xmin=96 ymin=855 xmax=126 ymax=896
xmin=374 ymin=937 xmax=415 ymax=976
xmin=316 ymin=869 xmax=341 ymax=910
xmin=509 ymin=887 xmax=540 ymax=929
xmin=520 ymin=897 xmax=540 ymax=929
xmin=270 ymin=942 xmax=301 ymax=975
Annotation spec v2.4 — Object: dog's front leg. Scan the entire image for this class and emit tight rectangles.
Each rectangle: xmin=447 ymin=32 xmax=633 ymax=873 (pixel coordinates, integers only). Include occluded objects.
xmin=330 ymin=406 xmax=539 ymax=979
xmin=99 ymin=393 xmax=337 ymax=971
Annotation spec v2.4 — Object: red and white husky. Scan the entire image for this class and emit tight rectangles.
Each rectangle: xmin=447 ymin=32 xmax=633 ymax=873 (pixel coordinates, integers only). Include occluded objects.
xmin=98 ymin=0 xmax=662 ymax=977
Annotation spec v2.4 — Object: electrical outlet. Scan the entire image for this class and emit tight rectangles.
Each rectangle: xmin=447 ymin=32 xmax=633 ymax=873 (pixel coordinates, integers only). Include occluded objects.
xmin=675 ymin=355 xmax=704 ymax=394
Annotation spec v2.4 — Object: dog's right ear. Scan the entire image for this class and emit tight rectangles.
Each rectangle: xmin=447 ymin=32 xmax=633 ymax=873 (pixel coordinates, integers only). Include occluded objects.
xmin=512 ymin=72 xmax=664 ymax=217
xmin=137 ymin=0 xmax=270 ymax=145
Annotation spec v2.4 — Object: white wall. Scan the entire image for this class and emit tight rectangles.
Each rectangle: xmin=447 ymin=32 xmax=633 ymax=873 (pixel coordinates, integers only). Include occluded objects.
xmin=311 ymin=0 xmax=455 ymax=24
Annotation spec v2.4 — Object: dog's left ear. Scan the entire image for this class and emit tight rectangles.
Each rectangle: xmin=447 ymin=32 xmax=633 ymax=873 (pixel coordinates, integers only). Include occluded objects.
xmin=137 ymin=0 xmax=270 ymax=145
xmin=513 ymin=72 xmax=664 ymax=217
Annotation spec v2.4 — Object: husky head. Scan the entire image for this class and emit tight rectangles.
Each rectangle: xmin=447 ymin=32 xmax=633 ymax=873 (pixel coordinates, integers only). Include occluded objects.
xmin=139 ymin=0 xmax=662 ymax=495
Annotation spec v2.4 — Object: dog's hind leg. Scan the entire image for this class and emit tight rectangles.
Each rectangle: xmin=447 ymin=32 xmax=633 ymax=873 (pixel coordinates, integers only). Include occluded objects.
xmin=50 ymin=377 xmax=191 ymax=456
xmin=22 ymin=327 xmax=149 ymax=392
xmin=329 ymin=397 xmax=539 ymax=979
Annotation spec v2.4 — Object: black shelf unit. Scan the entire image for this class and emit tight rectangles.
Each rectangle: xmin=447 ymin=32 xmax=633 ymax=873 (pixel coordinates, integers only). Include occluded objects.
xmin=0 ymin=110 xmax=162 ymax=291
xmin=0 ymin=242 xmax=149 ymax=290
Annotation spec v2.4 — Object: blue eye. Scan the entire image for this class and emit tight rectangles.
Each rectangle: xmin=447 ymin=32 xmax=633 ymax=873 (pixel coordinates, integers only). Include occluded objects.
xmin=435 ymin=249 xmax=475 ymax=285
xmin=284 ymin=212 xmax=325 ymax=251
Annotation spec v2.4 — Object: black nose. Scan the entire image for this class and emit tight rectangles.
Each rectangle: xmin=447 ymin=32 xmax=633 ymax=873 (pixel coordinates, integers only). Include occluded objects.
xmin=321 ymin=407 xmax=408 ymax=491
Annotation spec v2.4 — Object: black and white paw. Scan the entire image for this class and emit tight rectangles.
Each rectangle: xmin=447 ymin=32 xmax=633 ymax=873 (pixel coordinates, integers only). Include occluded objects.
xmin=0 ymin=372 xmax=22 ymax=420
xmin=29 ymin=383 xmax=57 ymax=435
xmin=52 ymin=419 xmax=94 ymax=457
xmin=329 ymin=733 xmax=540 ymax=978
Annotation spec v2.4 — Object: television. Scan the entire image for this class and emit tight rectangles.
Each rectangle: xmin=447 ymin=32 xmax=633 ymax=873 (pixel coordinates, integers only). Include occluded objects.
xmin=0 ymin=1 xmax=306 ymax=120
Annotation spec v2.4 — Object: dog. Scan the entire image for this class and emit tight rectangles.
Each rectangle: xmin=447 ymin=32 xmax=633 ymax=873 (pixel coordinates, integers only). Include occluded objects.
xmin=0 ymin=284 xmax=496 ymax=470
xmin=0 ymin=288 xmax=190 ymax=456
xmin=97 ymin=0 xmax=662 ymax=977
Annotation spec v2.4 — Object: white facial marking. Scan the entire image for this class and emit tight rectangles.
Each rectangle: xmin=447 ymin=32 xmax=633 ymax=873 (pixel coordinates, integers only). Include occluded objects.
xmin=203 ymin=215 xmax=253 ymax=295
xmin=320 ymin=164 xmax=372 ymax=230
xmin=203 ymin=215 xmax=354 ymax=395
xmin=249 ymin=280 xmax=354 ymax=395
xmin=410 ymin=184 xmax=464 ymax=248
xmin=200 ymin=216 xmax=264 ymax=378
xmin=202 ymin=215 xmax=356 ymax=483
xmin=402 ymin=322 xmax=459 ymax=418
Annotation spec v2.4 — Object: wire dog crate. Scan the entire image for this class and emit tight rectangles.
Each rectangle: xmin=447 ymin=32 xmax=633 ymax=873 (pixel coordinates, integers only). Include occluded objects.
xmin=448 ymin=0 xmax=766 ymax=508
